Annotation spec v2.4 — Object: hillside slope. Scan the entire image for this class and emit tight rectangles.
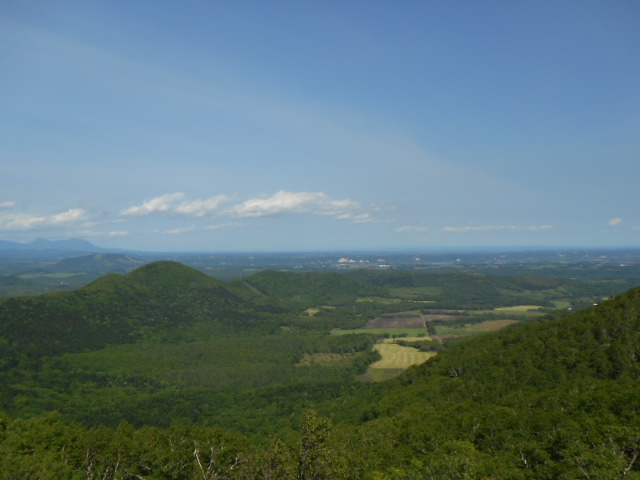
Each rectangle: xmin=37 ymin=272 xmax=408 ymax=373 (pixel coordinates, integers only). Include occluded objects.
xmin=234 ymin=269 xmax=388 ymax=305
xmin=325 ymin=286 xmax=640 ymax=478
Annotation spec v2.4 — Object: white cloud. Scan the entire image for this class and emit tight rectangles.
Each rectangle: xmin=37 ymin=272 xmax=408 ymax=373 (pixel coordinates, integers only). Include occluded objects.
xmin=395 ymin=226 xmax=427 ymax=233
xmin=122 ymin=192 xmax=186 ymax=216
xmin=0 ymin=213 xmax=47 ymax=230
xmin=0 ymin=208 xmax=87 ymax=231
xmin=352 ymin=213 xmax=376 ymax=224
xmin=204 ymin=223 xmax=242 ymax=230
xmin=443 ymin=225 xmax=553 ymax=233
xmin=0 ymin=201 xmax=16 ymax=208
xmin=608 ymin=217 xmax=623 ymax=226
xmin=80 ymin=230 xmax=129 ymax=237
xmin=174 ymin=195 xmax=230 ymax=217
xmin=123 ymin=193 xmax=229 ymax=218
xmin=227 ymin=190 xmax=359 ymax=218
xmin=164 ymin=225 xmax=197 ymax=235
xmin=120 ymin=191 xmax=369 ymax=226
xmin=50 ymin=208 xmax=86 ymax=225
xmin=322 ymin=198 xmax=362 ymax=216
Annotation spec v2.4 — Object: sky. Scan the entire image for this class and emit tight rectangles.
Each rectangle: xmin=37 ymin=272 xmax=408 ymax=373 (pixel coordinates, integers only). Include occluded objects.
xmin=1 ymin=1 xmax=639 ymax=252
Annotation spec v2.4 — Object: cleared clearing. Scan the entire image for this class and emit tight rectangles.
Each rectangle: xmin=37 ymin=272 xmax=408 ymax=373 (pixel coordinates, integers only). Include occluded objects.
xmin=494 ymin=305 xmax=542 ymax=314
xmin=331 ymin=328 xmax=430 ymax=336
xmin=359 ymin=341 xmax=436 ymax=382
xmin=356 ymin=296 xmax=402 ymax=304
xmin=296 ymin=352 xmax=353 ymax=366
xmin=369 ymin=342 xmax=435 ymax=370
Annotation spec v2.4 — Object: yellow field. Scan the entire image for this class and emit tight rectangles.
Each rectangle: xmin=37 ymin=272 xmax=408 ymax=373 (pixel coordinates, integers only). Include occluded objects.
xmin=494 ymin=305 xmax=542 ymax=314
xmin=369 ymin=343 xmax=436 ymax=370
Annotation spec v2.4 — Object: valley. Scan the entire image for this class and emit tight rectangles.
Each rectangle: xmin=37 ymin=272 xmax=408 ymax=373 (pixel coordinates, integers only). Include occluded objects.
xmin=0 ymin=249 xmax=639 ymax=478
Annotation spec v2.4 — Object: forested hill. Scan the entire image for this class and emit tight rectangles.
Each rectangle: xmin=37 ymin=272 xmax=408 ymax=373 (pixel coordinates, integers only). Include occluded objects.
xmin=323 ymin=286 xmax=640 ymax=478
xmin=231 ymin=269 xmax=388 ymax=305
xmin=0 ymin=261 xmax=271 ymax=359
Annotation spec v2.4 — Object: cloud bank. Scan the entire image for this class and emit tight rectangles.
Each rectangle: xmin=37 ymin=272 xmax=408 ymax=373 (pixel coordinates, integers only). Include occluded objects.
xmin=122 ymin=191 xmax=362 ymax=220
xmin=0 ymin=208 xmax=87 ymax=231
xmin=227 ymin=191 xmax=359 ymax=218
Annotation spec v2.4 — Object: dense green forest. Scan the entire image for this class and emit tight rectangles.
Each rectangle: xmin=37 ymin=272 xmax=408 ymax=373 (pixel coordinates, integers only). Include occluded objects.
xmin=0 ymin=261 xmax=639 ymax=478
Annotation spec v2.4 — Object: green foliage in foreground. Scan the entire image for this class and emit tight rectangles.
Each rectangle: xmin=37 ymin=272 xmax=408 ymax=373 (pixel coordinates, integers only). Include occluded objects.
xmin=0 ymin=409 xmax=357 ymax=480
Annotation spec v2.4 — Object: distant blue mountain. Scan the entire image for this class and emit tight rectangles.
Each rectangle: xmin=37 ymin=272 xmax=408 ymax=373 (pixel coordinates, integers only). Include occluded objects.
xmin=0 ymin=238 xmax=110 ymax=254
xmin=0 ymin=240 xmax=23 ymax=249
xmin=25 ymin=238 xmax=108 ymax=252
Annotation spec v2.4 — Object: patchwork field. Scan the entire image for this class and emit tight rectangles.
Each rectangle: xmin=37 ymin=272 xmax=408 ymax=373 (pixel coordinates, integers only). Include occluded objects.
xmin=331 ymin=328 xmax=430 ymax=336
xmin=364 ymin=313 xmax=425 ymax=329
xmin=423 ymin=313 xmax=464 ymax=322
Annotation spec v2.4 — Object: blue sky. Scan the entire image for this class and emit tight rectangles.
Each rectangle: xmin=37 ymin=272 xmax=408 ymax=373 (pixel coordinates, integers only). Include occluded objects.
xmin=1 ymin=1 xmax=639 ymax=252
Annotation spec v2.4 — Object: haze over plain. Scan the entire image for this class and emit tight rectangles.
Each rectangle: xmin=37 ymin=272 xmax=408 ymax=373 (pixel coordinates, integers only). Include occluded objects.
xmin=1 ymin=1 xmax=639 ymax=251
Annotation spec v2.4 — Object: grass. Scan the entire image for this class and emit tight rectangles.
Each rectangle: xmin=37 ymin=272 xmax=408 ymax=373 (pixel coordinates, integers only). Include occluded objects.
xmin=296 ymin=352 xmax=353 ymax=367
xmin=359 ymin=368 xmax=406 ymax=382
xmin=331 ymin=328 xmax=430 ymax=337
xmin=360 ymin=342 xmax=436 ymax=382
xmin=356 ymin=296 xmax=402 ymax=304
xmin=389 ymin=286 xmax=443 ymax=299
xmin=394 ymin=336 xmax=433 ymax=342
xmin=493 ymin=305 xmax=543 ymax=314
xmin=19 ymin=273 xmax=83 ymax=279
xmin=432 ymin=325 xmax=483 ymax=336
xmin=469 ymin=320 xmax=519 ymax=331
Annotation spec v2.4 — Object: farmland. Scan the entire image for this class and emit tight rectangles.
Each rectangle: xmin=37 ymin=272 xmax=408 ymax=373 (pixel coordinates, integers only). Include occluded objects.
xmin=360 ymin=340 xmax=437 ymax=382
xmin=363 ymin=312 xmax=425 ymax=329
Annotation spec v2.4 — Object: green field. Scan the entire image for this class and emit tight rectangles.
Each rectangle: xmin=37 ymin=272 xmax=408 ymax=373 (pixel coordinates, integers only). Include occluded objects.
xmin=331 ymin=328 xmax=430 ymax=337
xmin=19 ymin=272 xmax=83 ymax=279
xmin=494 ymin=304 xmax=543 ymax=314
xmin=469 ymin=319 xmax=520 ymax=331
xmin=389 ymin=286 xmax=444 ymax=299
xmin=356 ymin=296 xmax=402 ymax=304
xmin=432 ymin=325 xmax=485 ymax=336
